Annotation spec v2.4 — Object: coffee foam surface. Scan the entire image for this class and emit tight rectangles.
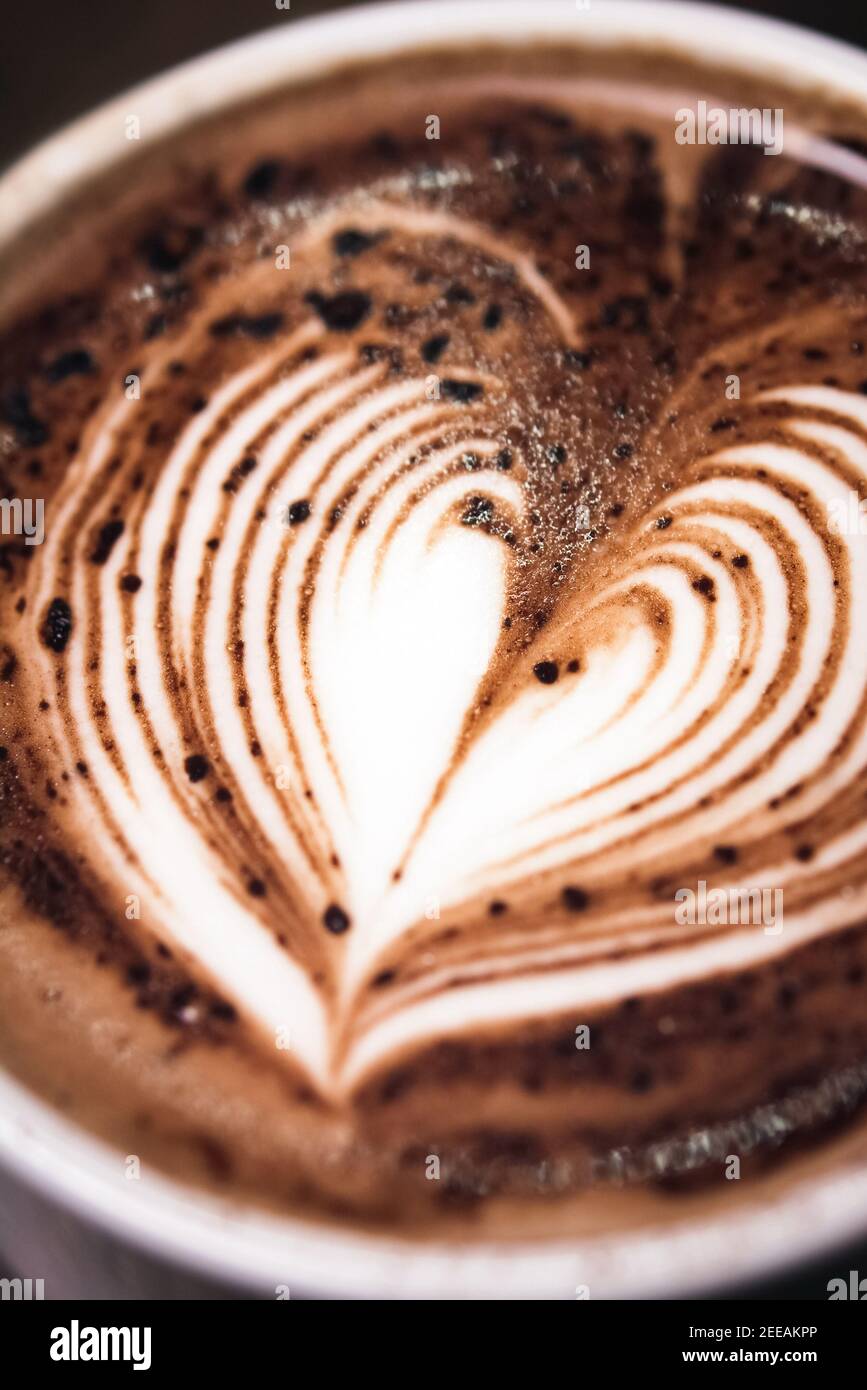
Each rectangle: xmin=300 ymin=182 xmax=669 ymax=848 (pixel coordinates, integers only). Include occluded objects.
xmin=5 ymin=54 xmax=867 ymax=1226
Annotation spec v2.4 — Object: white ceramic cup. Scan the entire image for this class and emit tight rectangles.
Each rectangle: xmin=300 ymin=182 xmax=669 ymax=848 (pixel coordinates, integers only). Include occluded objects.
xmin=3 ymin=0 xmax=867 ymax=1300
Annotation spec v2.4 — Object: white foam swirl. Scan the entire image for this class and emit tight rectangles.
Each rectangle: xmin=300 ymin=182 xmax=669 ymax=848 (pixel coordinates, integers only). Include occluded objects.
xmin=14 ymin=89 xmax=867 ymax=1109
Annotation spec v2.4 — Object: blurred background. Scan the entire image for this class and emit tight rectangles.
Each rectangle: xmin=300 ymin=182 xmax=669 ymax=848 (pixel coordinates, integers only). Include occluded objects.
xmin=1 ymin=0 xmax=867 ymax=1299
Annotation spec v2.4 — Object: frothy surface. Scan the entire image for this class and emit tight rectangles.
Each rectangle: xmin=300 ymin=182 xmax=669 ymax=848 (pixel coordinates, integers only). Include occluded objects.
xmin=4 ymin=44 xmax=867 ymax=1233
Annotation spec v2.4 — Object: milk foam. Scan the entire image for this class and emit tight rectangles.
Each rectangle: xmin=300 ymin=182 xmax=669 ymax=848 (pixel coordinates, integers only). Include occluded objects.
xmin=13 ymin=78 xmax=867 ymax=1104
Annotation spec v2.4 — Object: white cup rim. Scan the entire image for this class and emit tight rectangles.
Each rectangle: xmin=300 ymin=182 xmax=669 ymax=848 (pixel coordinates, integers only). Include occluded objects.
xmin=3 ymin=0 xmax=867 ymax=1299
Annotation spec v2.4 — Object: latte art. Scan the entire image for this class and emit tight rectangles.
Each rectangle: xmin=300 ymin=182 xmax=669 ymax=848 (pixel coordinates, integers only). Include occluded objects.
xmin=5 ymin=44 xmax=867 ymax=1231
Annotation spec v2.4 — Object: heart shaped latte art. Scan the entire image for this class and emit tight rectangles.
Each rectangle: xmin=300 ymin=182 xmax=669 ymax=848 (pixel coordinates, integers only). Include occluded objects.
xmin=6 ymin=72 xmax=867 ymax=1145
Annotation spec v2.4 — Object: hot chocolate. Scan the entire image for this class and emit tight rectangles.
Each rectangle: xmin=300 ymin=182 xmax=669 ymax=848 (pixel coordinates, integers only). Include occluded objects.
xmin=3 ymin=39 xmax=867 ymax=1237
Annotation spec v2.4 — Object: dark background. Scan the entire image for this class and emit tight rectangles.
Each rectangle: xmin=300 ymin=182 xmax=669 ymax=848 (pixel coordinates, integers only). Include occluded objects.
xmin=1 ymin=0 xmax=867 ymax=1301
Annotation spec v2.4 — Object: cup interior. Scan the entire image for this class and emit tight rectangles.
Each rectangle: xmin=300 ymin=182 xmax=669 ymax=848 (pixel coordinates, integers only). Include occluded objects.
xmin=3 ymin=0 xmax=867 ymax=1297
